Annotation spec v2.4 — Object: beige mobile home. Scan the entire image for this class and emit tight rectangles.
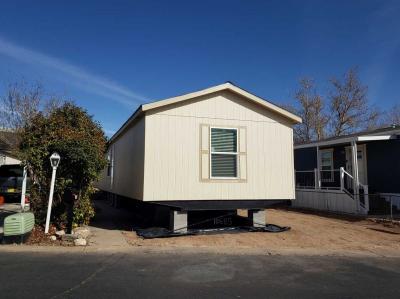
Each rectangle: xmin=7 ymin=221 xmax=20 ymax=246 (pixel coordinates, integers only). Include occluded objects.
xmin=97 ymin=83 xmax=301 ymax=230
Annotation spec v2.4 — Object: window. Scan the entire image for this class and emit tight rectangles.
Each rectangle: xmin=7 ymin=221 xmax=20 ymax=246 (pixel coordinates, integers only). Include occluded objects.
xmin=320 ymin=149 xmax=334 ymax=182
xmin=106 ymin=153 xmax=112 ymax=177
xmin=357 ymin=150 xmax=362 ymax=160
xmin=210 ymin=127 xmax=238 ymax=178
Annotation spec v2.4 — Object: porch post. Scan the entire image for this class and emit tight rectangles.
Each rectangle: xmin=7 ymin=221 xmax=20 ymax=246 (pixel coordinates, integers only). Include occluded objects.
xmin=340 ymin=167 xmax=344 ymax=191
xmin=351 ymin=141 xmax=360 ymax=211
xmin=314 ymin=168 xmax=318 ymax=189
xmin=316 ymin=146 xmax=321 ymax=189
xmin=351 ymin=141 xmax=359 ymax=192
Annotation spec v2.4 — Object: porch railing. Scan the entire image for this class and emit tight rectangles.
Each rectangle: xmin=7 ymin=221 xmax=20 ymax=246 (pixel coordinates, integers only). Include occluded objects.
xmin=295 ymin=167 xmax=369 ymax=212
xmin=296 ymin=168 xmax=352 ymax=191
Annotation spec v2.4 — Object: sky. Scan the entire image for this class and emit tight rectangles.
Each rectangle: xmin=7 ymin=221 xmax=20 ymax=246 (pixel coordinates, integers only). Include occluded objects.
xmin=0 ymin=0 xmax=399 ymax=136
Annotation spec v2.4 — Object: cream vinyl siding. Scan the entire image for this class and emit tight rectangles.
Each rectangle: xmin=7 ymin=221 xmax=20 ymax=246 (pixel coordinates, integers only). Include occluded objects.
xmin=143 ymin=90 xmax=295 ymax=201
xmin=95 ymin=117 xmax=145 ymax=199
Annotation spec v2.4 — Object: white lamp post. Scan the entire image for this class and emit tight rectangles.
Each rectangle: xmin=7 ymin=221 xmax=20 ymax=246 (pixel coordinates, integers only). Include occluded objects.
xmin=20 ymin=166 xmax=27 ymax=211
xmin=45 ymin=152 xmax=61 ymax=234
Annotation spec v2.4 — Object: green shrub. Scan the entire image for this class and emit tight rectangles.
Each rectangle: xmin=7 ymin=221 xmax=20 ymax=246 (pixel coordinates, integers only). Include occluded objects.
xmin=19 ymin=103 xmax=107 ymax=227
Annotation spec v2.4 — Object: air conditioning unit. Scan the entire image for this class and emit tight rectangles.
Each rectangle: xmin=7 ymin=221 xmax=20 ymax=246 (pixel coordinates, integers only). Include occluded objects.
xmin=3 ymin=212 xmax=35 ymax=237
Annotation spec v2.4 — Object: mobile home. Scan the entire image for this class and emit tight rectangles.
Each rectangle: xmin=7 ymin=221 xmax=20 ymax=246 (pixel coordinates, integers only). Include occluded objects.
xmin=294 ymin=125 xmax=400 ymax=215
xmin=97 ymin=83 xmax=301 ymax=230
xmin=0 ymin=131 xmax=20 ymax=166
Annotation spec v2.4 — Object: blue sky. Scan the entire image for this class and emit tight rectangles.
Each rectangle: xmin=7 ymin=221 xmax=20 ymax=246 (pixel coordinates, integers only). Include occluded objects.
xmin=0 ymin=0 xmax=399 ymax=136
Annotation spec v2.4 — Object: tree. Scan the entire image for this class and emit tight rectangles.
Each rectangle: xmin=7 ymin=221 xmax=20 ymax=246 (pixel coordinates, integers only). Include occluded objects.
xmin=0 ymin=80 xmax=63 ymax=152
xmin=0 ymin=81 xmax=42 ymax=151
xmin=383 ymin=104 xmax=400 ymax=126
xmin=290 ymin=78 xmax=328 ymax=144
xmin=0 ymin=81 xmax=41 ymax=130
xmin=19 ymin=103 xmax=107 ymax=226
xmin=328 ymin=68 xmax=380 ymax=136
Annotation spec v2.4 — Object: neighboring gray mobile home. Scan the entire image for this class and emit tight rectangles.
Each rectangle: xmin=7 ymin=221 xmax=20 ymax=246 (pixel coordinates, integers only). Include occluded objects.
xmin=96 ymin=83 xmax=301 ymax=230
xmin=294 ymin=125 xmax=400 ymax=216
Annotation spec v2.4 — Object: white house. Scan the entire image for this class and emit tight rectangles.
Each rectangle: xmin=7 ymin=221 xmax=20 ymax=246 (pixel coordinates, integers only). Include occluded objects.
xmin=0 ymin=131 xmax=20 ymax=166
xmin=97 ymin=82 xmax=301 ymax=230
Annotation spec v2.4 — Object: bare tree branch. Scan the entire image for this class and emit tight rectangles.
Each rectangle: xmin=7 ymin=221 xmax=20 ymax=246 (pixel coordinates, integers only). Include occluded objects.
xmin=0 ymin=80 xmax=42 ymax=132
xmin=0 ymin=80 xmax=65 ymax=155
xmin=383 ymin=104 xmax=400 ymax=126
xmin=328 ymin=68 xmax=380 ymax=136
xmin=290 ymin=78 xmax=328 ymax=144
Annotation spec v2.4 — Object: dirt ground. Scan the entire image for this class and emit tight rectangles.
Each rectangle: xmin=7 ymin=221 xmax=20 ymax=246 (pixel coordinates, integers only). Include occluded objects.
xmin=123 ymin=208 xmax=400 ymax=256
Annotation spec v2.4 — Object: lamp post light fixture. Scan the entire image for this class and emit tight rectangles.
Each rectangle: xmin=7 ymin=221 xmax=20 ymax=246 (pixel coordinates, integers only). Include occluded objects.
xmin=45 ymin=152 xmax=61 ymax=234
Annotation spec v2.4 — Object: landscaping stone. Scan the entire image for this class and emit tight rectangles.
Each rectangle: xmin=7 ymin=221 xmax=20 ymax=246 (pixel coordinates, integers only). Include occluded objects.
xmin=49 ymin=235 xmax=57 ymax=241
xmin=73 ymin=227 xmax=91 ymax=239
xmin=55 ymin=230 xmax=65 ymax=237
xmin=74 ymin=238 xmax=87 ymax=246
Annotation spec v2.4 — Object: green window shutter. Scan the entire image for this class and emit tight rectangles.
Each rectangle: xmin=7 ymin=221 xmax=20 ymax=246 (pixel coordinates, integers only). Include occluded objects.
xmin=239 ymin=127 xmax=247 ymax=180
xmin=200 ymin=124 xmax=210 ymax=180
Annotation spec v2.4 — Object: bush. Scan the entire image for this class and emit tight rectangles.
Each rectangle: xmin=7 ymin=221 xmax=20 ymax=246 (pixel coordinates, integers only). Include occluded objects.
xmin=19 ymin=103 xmax=107 ymax=227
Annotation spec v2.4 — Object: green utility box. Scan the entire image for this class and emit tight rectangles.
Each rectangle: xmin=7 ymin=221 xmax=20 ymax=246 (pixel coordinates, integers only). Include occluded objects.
xmin=4 ymin=212 xmax=35 ymax=236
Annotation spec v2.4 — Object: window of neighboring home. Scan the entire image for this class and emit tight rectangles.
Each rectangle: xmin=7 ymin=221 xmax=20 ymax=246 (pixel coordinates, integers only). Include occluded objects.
xmin=210 ymin=127 xmax=238 ymax=178
xmin=320 ymin=149 xmax=334 ymax=182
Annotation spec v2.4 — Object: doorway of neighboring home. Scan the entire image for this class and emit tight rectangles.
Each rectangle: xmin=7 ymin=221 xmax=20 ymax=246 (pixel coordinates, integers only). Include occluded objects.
xmin=345 ymin=144 xmax=368 ymax=186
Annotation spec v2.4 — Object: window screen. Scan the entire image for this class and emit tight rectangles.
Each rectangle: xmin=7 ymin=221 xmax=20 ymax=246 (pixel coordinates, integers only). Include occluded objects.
xmin=210 ymin=128 xmax=238 ymax=178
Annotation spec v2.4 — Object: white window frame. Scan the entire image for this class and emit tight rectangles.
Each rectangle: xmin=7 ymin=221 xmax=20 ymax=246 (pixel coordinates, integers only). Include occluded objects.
xmin=320 ymin=148 xmax=334 ymax=182
xmin=209 ymin=126 xmax=239 ymax=179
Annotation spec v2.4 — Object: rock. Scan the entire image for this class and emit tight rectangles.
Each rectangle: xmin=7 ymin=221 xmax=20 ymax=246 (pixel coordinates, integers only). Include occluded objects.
xmin=49 ymin=235 xmax=57 ymax=241
xmin=62 ymin=234 xmax=79 ymax=241
xmin=55 ymin=230 xmax=65 ymax=237
xmin=73 ymin=227 xmax=90 ymax=239
xmin=74 ymin=238 xmax=87 ymax=246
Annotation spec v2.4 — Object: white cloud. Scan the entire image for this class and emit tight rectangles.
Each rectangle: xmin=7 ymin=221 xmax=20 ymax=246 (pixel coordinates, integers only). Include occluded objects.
xmin=0 ymin=36 xmax=148 ymax=107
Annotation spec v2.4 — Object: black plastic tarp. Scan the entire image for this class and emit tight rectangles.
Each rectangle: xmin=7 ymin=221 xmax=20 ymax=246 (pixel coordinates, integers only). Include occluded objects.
xmin=136 ymin=224 xmax=290 ymax=239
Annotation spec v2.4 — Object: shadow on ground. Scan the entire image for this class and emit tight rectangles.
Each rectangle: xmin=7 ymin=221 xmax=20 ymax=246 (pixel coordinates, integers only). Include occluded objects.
xmin=90 ymin=198 xmax=138 ymax=232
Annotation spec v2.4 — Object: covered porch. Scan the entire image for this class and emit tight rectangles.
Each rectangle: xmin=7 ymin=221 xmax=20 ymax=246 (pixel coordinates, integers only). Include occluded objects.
xmin=294 ymin=130 xmax=399 ymax=215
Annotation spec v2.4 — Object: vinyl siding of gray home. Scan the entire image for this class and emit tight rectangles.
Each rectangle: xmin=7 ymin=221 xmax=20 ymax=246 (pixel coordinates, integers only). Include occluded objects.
xmin=294 ymin=126 xmax=400 ymax=215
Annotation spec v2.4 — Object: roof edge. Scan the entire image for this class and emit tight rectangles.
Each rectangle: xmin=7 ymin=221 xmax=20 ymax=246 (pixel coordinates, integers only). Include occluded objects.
xmin=294 ymin=126 xmax=400 ymax=149
xmin=108 ymin=105 xmax=143 ymax=144
xmin=142 ymin=82 xmax=302 ymax=124
xmin=108 ymin=83 xmax=302 ymax=144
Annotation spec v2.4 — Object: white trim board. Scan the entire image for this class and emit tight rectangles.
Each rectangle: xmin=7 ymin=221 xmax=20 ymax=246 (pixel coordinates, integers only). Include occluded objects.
xmin=295 ymin=134 xmax=399 ymax=149
xmin=110 ymin=82 xmax=302 ymax=144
